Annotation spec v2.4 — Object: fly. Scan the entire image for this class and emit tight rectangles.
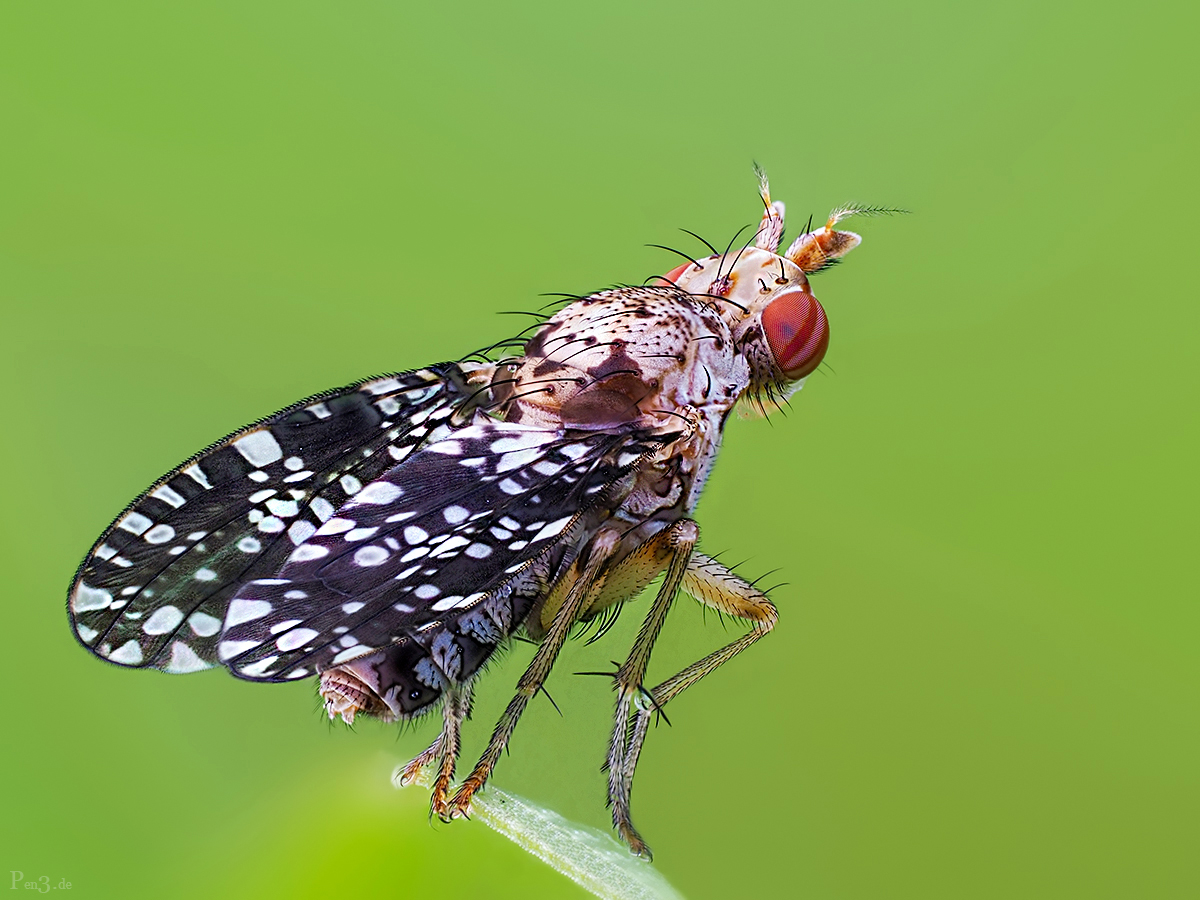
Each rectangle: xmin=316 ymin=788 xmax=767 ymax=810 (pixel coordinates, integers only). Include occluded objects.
xmin=67 ymin=170 xmax=893 ymax=857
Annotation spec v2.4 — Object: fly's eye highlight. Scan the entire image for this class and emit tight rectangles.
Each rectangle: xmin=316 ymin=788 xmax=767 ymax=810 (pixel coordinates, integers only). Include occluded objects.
xmin=761 ymin=290 xmax=829 ymax=380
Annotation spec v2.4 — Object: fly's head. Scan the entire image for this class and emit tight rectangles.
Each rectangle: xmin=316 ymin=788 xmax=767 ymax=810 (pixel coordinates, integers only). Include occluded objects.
xmin=662 ymin=172 xmax=885 ymax=410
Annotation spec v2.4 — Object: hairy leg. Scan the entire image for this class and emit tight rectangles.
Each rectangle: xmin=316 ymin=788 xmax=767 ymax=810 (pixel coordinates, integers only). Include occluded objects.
xmin=395 ymin=681 xmax=474 ymax=819
xmin=446 ymin=529 xmax=621 ymax=817
xmin=429 ymin=684 xmax=473 ymax=819
xmin=609 ymin=549 xmax=778 ymax=857
xmin=604 ymin=519 xmax=698 ymax=857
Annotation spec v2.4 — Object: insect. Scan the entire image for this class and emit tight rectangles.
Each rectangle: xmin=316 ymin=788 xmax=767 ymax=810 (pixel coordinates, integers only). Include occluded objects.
xmin=68 ymin=171 xmax=879 ymax=857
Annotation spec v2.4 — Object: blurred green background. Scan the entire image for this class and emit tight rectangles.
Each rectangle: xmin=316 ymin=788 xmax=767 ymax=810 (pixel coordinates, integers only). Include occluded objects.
xmin=2 ymin=1 xmax=1196 ymax=897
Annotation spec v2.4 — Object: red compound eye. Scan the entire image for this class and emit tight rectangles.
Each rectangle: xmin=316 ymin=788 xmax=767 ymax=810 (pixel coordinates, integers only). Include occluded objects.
xmin=659 ymin=262 xmax=691 ymax=286
xmin=761 ymin=290 xmax=829 ymax=380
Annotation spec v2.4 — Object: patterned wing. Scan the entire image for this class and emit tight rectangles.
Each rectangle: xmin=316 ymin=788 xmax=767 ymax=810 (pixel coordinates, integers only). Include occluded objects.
xmin=68 ymin=364 xmax=481 ymax=673
xmin=214 ymin=421 xmax=673 ymax=682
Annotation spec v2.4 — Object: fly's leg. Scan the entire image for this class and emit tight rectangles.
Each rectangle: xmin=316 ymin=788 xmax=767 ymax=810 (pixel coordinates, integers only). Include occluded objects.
xmin=446 ymin=529 xmax=620 ymax=818
xmin=654 ymin=553 xmax=779 ymax=707
xmin=605 ymin=519 xmax=699 ymax=858
xmin=430 ymin=684 xmax=473 ymax=819
xmin=395 ymin=735 xmax=442 ymax=787
xmin=610 ymin=549 xmax=777 ymax=857
xmin=395 ymin=682 xmax=474 ymax=820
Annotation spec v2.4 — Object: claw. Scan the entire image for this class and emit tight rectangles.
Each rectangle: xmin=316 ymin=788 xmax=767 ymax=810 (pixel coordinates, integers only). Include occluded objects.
xmin=429 ymin=790 xmax=453 ymax=823
xmin=618 ymin=823 xmax=654 ymax=861
xmin=395 ymin=738 xmax=442 ymax=788
xmin=447 ymin=778 xmax=483 ymax=820
xmin=396 ymin=761 xmax=425 ymax=787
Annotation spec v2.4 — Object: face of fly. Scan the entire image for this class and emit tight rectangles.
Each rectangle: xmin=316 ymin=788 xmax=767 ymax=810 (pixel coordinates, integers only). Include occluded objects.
xmin=658 ymin=173 xmax=868 ymax=408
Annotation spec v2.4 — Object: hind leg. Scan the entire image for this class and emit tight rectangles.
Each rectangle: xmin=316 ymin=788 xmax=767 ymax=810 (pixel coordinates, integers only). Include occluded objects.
xmin=395 ymin=682 xmax=474 ymax=820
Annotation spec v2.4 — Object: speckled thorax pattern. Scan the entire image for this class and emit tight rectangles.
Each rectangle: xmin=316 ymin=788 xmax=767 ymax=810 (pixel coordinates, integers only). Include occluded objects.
xmin=496 ymin=286 xmax=749 ymax=537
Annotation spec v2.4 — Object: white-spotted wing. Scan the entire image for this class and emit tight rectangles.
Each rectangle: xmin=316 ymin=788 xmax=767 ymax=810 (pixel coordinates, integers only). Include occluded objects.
xmin=215 ymin=422 xmax=672 ymax=681
xmin=68 ymin=365 xmax=476 ymax=673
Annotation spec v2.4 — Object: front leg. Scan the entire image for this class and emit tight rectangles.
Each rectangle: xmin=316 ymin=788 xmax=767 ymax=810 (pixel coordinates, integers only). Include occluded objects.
xmin=603 ymin=519 xmax=699 ymax=858
xmin=609 ymin=549 xmax=777 ymax=857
